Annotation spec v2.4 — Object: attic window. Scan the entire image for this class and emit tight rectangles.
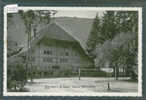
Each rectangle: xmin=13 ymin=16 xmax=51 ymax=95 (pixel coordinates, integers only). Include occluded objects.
xmin=65 ymin=52 xmax=69 ymax=56
xmin=44 ymin=50 xmax=46 ymax=54
xmin=43 ymin=57 xmax=53 ymax=62
xmin=60 ymin=58 xmax=68 ymax=63
xmin=44 ymin=50 xmax=52 ymax=55
xmin=52 ymin=66 xmax=60 ymax=69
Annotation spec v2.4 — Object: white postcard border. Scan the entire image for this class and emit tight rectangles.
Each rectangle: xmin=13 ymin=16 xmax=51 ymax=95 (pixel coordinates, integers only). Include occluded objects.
xmin=3 ymin=6 xmax=143 ymax=97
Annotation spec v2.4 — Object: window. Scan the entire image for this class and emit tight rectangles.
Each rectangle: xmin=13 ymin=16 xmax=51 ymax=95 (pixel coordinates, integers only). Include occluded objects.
xmin=28 ymin=56 xmax=35 ymax=61
xmin=48 ymin=58 xmax=53 ymax=62
xmin=60 ymin=58 xmax=68 ymax=63
xmin=48 ymin=66 xmax=51 ymax=69
xmin=31 ymin=57 xmax=35 ymax=61
xmin=43 ymin=57 xmax=46 ymax=62
xmin=53 ymin=58 xmax=60 ymax=63
xmin=44 ymin=50 xmax=46 ymax=54
xmin=43 ymin=57 xmax=53 ymax=62
xmin=60 ymin=51 xmax=69 ymax=56
xmin=44 ymin=50 xmax=52 ymax=55
xmin=60 ymin=52 xmax=64 ymax=56
xmin=74 ymin=52 xmax=78 ymax=56
xmin=65 ymin=52 xmax=69 ymax=56
xmin=52 ymin=65 xmax=60 ymax=69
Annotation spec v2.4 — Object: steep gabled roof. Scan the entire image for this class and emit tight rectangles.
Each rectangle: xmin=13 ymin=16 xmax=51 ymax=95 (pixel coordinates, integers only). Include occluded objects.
xmin=55 ymin=17 xmax=93 ymax=49
xmin=38 ymin=23 xmax=77 ymax=42
xmin=30 ymin=22 xmax=92 ymax=59
xmin=30 ymin=22 xmax=77 ymax=47
xmin=19 ymin=21 xmax=93 ymax=62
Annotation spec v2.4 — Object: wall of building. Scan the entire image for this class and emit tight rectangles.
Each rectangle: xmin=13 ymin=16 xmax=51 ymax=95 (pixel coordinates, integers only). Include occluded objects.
xmin=30 ymin=41 xmax=93 ymax=72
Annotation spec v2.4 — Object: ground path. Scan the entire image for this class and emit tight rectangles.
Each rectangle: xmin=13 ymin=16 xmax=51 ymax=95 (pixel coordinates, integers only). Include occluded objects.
xmin=24 ymin=77 xmax=138 ymax=93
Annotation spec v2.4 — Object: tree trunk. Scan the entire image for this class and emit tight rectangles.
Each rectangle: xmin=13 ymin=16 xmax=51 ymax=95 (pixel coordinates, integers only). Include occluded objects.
xmin=115 ymin=66 xmax=119 ymax=80
xmin=114 ymin=65 xmax=119 ymax=80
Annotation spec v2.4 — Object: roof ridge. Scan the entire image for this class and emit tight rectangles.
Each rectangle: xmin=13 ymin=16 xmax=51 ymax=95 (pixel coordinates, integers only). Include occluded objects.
xmin=30 ymin=22 xmax=76 ymax=48
xmin=55 ymin=22 xmax=85 ymax=49
xmin=55 ymin=22 xmax=89 ymax=55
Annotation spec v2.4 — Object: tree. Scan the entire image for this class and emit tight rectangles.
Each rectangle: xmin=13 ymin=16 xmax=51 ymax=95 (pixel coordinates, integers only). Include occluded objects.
xmin=115 ymin=11 xmax=138 ymax=33
xmin=7 ymin=13 xmax=27 ymax=91
xmin=88 ymin=11 xmax=138 ymax=79
xmin=113 ymin=11 xmax=138 ymax=79
xmin=19 ymin=10 xmax=52 ymax=81
xmin=101 ymin=11 xmax=117 ymax=41
xmin=86 ymin=14 xmax=101 ymax=59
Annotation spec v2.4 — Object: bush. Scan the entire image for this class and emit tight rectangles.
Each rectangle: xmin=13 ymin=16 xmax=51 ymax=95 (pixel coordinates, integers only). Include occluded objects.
xmin=7 ymin=64 xmax=27 ymax=91
xmin=81 ymin=70 xmax=107 ymax=77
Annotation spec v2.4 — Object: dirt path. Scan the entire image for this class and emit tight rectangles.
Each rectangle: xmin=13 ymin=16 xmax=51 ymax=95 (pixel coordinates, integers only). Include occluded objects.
xmin=24 ymin=77 xmax=138 ymax=92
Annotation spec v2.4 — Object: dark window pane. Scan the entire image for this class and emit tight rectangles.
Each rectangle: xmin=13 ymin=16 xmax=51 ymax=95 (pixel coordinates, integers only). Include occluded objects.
xmin=44 ymin=50 xmax=46 ymax=54
xmin=52 ymin=66 xmax=60 ymax=69
xmin=65 ymin=52 xmax=69 ymax=56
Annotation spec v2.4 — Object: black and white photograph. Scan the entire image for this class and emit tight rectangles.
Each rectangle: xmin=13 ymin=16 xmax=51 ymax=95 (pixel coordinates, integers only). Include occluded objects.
xmin=3 ymin=7 xmax=142 ymax=96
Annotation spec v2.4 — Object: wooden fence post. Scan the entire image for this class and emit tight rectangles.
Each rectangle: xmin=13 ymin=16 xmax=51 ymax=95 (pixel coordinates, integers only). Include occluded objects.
xmin=79 ymin=68 xmax=80 ymax=80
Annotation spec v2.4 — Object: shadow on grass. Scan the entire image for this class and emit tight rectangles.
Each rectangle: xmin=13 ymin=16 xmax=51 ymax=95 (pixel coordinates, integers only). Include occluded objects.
xmin=122 ymin=79 xmax=138 ymax=83
xmin=8 ymin=88 xmax=29 ymax=92
xmin=106 ymin=89 xmax=121 ymax=92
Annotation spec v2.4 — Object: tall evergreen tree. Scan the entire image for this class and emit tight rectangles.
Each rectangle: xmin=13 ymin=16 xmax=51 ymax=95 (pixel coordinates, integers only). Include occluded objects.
xmin=115 ymin=11 xmax=138 ymax=33
xmin=87 ymin=11 xmax=138 ymax=79
xmin=86 ymin=14 xmax=101 ymax=59
xmin=101 ymin=11 xmax=117 ymax=41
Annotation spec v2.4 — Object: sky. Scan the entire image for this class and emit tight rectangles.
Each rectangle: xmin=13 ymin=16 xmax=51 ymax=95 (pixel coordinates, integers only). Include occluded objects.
xmin=8 ymin=10 xmax=104 ymax=50
xmin=54 ymin=11 xmax=104 ymax=18
xmin=22 ymin=9 xmax=104 ymax=18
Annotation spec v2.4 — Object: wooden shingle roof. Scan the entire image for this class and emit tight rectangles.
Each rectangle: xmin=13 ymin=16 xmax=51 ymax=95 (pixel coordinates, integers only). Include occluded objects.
xmin=31 ymin=22 xmax=78 ymax=47
xmin=30 ymin=22 xmax=92 ymax=60
xmin=38 ymin=23 xmax=77 ymax=42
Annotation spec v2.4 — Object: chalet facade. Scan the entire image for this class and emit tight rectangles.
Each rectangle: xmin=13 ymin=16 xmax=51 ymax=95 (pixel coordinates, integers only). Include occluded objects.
xmin=26 ymin=23 xmax=94 ymax=77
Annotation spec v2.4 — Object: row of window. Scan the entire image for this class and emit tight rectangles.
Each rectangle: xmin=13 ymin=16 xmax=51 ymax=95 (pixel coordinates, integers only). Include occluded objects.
xmin=28 ymin=56 xmax=35 ymax=61
xmin=43 ymin=57 xmax=53 ymax=62
xmin=43 ymin=50 xmax=75 ymax=56
xmin=29 ymin=56 xmax=88 ymax=65
xmin=42 ymin=57 xmax=89 ymax=65
xmin=43 ymin=57 xmax=68 ymax=63
xmin=36 ymin=66 xmax=60 ymax=70
xmin=44 ymin=50 xmax=52 ymax=55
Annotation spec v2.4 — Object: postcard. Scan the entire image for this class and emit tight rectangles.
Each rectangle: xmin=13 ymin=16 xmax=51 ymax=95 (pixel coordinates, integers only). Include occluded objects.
xmin=3 ymin=6 xmax=142 ymax=96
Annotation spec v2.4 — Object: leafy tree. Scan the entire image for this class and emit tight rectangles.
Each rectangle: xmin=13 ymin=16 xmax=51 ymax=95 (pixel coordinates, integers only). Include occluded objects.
xmin=7 ymin=63 xmax=27 ymax=91
xmin=101 ymin=11 xmax=117 ymax=41
xmin=88 ymin=11 xmax=138 ymax=79
xmin=115 ymin=11 xmax=138 ymax=33
xmin=18 ymin=10 xmax=57 ymax=81
xmin=86 ymin=14 xmax=101 ymax=59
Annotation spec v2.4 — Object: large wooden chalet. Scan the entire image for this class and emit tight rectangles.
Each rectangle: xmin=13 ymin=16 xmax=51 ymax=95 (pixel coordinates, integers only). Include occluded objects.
xmin=25 ymin=22 xmax=94 ymax=77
